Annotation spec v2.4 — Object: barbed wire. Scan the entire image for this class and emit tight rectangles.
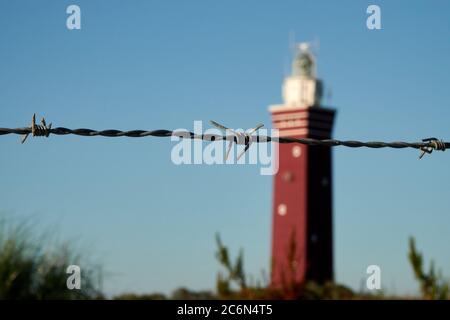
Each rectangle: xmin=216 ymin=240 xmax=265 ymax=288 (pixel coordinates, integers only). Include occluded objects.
xmin=0 ymin=114 xmax=448 ymax=159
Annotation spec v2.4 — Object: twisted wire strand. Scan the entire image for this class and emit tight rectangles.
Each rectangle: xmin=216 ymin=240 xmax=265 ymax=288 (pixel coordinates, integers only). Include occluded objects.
xmin=0 ymin=126 xmax=448 ymax=151
xmin=0 ymin=114 xmax=448 ymax=159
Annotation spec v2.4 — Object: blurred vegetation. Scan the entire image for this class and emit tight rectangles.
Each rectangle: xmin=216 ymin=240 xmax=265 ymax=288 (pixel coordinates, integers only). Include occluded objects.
xmin=113 ymin=288 xmax=215 ymax=300
xmin=1 ymin=214 xmax=448 ymax=300
xmin=215 ymin=233 xmax=247 ymax=297
xmin=0 ymin=218 xmax=102 ymax=299
xmin=408 ymin=236 xmax=449 ymax=300
xmin=214 ymin=233 xmax=355 ymax=300
xmin=113 ymin=292 xmax=166 ymax=300
xmin=170 ymin=287 xmax=216 ymax=300
xmin=212 ymin=234 xmax=449 ymax=300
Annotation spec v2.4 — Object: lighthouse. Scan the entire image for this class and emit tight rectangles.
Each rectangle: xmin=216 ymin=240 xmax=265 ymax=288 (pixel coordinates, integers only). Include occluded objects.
xmin=269 ymin=43 xmax=335 ymax=287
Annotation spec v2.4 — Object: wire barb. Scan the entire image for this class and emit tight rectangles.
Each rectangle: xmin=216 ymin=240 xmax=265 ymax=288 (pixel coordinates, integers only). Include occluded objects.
xmin=209 ymin=120 xmax=264 ymax=161
xmin=419 ymin=138 xmax=446 ymax=159
xmin=21 ymin=113 xmax=52 ymax=144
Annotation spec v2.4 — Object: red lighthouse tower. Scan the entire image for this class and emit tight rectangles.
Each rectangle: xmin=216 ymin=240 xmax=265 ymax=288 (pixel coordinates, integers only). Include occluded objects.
xmin=269 ymin=43 xmax=335 ymax=287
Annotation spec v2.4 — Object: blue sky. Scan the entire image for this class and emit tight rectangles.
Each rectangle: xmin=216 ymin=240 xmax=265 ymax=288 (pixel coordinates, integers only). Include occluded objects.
xmin=1 ymin=0 xmax=450 ymax=297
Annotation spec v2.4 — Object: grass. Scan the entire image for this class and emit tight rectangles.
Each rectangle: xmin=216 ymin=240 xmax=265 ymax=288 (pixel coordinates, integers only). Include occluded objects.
xmin=0 ymin=217 xmax=102 ymax=299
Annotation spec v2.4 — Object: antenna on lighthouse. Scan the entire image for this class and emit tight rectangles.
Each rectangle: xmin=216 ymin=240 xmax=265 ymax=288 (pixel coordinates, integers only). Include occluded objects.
xmin=289 ymin=31 xmax=296 ymax=53
xmin=284 ymin=31 xmax=296 ymax=77
xmin=312 ymin=37 xmax=320 ymax=76
xmin=326 ymin=87 xmax=333 ymax=105
xmin=312 ymin=37 xmax=320 ymax=56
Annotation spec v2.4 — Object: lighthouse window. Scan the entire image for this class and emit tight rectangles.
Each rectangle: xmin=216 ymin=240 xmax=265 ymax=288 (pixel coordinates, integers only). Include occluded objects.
xmin=292 ymin=146 xmax=302 ymax=158
xmin=277 ymin=204 xmax=287 ymax=216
